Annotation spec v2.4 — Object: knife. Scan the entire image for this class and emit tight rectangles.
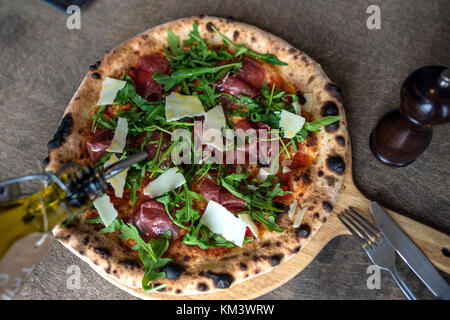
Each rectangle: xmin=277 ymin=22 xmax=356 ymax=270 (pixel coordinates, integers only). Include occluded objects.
xmin=370 ymin=202 xmax=450 ymax=300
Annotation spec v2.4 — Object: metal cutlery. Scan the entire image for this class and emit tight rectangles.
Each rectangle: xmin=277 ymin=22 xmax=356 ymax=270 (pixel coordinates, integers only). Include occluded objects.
xmin=338 ymin=207 xmax=416 ymax=300
xmin=370 ymin=202 xmax=450 ymax=300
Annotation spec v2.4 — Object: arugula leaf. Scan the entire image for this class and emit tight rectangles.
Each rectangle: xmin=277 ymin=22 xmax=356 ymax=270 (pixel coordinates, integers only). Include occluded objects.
xmin=211 ymin=26 xmax=288 ymax=66
xmin=304 ymin=116 xmax=341 ymax=132
xmin=166 ymin=29 xmax=182 ymax=56
xmin=153 ymin=62 xmax=242 ymax=91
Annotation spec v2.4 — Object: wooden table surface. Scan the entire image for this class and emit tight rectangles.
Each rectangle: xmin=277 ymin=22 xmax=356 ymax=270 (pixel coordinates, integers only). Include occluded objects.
xmin=0 ymin=0 xmax=448 ymax=300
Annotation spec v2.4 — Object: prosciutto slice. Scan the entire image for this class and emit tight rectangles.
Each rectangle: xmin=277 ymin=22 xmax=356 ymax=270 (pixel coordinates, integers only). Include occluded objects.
xmin=215 ymin=56 xmax=265 ymax=99
xmin=86 ymin=128 xmax=113 ymax=163
xmin=127 ymin=53 xmax=171 ymax=101
xmin=216 ymin=76 xmax=259 ymax=98
xmin=235 ymin=56 xmax=265 ymax=89
xmin=199 ymin=177 xmax=246 ymax=210
xmin=131 ymin=200 xmax=180 ymax=240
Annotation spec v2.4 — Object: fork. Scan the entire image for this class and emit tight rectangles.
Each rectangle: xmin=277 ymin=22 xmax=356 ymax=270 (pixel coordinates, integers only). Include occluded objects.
xmin=338 ymin=207 xmax=417 ymax=300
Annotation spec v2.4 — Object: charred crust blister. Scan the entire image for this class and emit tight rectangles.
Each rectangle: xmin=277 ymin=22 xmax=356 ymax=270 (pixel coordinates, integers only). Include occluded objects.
xmin=161 ymin=263 xmax=184 ymax=280
xmin=206 ymin=271 xmax=234 ymax=289
xmin=233 ymin=30 xmax=239 ymax=41
xmin=326 ymin=155 xmax=346 ymax=175
xmin=321 ymin=101 xmax=339 ymax=117
xmin=119 ymin=259 xmax=141 ymax=269
xmin=239 ymin=263 xmax=247 ymax=271
xmin=321 ymin=101 xmax=340 ymax=132
xmin=296 ymin=224 xmax=311 ymax=238
xmin=91 ymin=72 xmax=101 ymax=79
xmin=268 ymin=254 xmax=283 ymax=266
xmin=336 ymin=135 xmax=345 ymax=146
xmin=325 ymin=121 xmax=339 ymax=133
xmin=206 ymin=22 xmax=214 ymax=32
xmin=47 ymin=113 xmax=73 ymax=151
xmin=197 ymin=283 xmax=209 ymax=291
xmin=94 ymin=247 xmax=111 ymax=259
xmin=89 ymin=60 xmax=101 ymax=71
xmin=322 ymin=201 xmax=333 ymax=212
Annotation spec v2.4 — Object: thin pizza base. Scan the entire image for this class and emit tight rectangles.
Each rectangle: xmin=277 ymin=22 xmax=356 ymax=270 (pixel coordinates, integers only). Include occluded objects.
xmin=47 ymin=16 xmax=348 ymax=296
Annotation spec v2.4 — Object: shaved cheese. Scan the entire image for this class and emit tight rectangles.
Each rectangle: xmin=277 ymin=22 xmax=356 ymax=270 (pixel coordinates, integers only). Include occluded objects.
xmin=292 ymin=100 xmax=302 ymax=115
xmin=165 ymin=92 xmax=205 ymax=122
xmin=143 ymin=167 xmax=186 ymax=198
xmin=293 ymin=207 xmax=307 ymax=228
xmin=279 ymin=109 xmax=305 ymax=139
xmin=104 ymin=154 xmax=128 ymax=198
xmin=97 ymin=77 xmax=126 ymax=106
xmin=93 ymin=193 xmax=118 ymax=228
xmin=302 ymin=93 xmax=315 ymax=113
xmin=282 ymin=166 xmax=292 ymax=174
xmin=106 ymin=117 xmax=128 ymax=153
xmin=202 ymin=105 xmax=226 ymax=150
xmin=200 ymin=200 xmax=247 ymax=247
xmin=288 ymin=199 xmax=298 ymax=220
xmin=238 ymin=214 xmax=259 ymax=238
xmin=256 ymin=167 xmax=270 ymax=183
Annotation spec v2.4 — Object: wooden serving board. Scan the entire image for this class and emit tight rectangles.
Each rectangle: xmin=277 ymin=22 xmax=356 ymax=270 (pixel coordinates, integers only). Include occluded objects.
xmin=99 ymin=145 xmax=450 ymax=300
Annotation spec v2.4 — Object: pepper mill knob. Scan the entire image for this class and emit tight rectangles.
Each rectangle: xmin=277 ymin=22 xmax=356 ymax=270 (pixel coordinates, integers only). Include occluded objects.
xmin=370 ymin=66 xmax=450 ymax=167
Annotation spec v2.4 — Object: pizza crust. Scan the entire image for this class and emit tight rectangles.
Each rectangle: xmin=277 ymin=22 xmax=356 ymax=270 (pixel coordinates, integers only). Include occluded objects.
xmin=47 ymin=16 xmax=348 ymax=296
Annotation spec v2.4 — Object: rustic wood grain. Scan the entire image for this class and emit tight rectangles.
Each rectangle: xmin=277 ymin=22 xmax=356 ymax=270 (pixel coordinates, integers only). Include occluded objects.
xmin=0 ymin=0 xmax=448 ymax=299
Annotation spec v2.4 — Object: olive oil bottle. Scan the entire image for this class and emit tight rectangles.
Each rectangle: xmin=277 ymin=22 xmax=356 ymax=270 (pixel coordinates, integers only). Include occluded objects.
xmin=0 ymin=166 xmax=107 ymax=259
xmin=0 ymin=151 xmax=147 ymax=260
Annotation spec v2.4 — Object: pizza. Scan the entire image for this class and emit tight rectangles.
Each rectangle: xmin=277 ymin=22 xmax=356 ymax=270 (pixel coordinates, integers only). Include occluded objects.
xmin=47 ymin=16 xmax=348 ymax=296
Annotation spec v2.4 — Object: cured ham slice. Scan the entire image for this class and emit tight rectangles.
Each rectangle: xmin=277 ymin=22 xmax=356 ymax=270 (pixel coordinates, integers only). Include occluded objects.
xmin=199 ymin=177 xmax=246 ymax=210
xmin=86 ymin=127 xmax=114 ymax=163
xmin=131 ymin=200 xmax=180 ymax=240
xmin=127 ymin=53 xmax=171 ymax=101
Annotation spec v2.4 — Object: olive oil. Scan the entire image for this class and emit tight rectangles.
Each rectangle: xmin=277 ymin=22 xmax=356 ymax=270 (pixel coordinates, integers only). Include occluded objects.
xmin=0 ymin=175 xmax=79 ymax=259
xmin=0 ymin=165 xmax=108 ymax=259
xmin=0 ymin=151 xmax=147 ymax=260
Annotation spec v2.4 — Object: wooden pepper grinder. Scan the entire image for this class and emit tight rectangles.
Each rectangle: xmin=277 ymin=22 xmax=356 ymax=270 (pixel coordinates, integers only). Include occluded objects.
xmin=370 ymin=66 xmax=450 ymax=167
